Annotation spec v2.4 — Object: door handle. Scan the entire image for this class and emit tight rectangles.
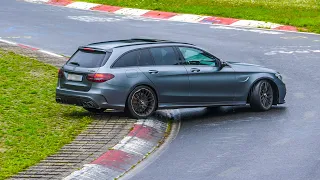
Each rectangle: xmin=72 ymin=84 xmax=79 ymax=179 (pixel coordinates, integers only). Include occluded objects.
xmin=191 ymin=68 xmax=200 ymax=72
xmin=148 ymin=70 xmax=159 ymax=74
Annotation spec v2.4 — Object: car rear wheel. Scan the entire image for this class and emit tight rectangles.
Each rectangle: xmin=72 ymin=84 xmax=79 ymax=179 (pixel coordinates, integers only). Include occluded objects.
xmin=250 ymin=80 xmax=274 ymax=111
xmin=126 ymin=86 xmax=157 ymax=119
xmin=83 ymin=107 xmax=106 ymax=113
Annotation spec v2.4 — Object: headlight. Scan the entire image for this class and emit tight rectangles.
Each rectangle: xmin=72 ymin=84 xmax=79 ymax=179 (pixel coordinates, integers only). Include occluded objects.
xmin=275 ymin=72 xmax=283 ymax=81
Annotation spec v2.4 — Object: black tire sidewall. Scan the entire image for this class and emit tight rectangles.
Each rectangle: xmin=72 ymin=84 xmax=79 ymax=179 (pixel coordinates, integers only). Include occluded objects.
xmin=126 ymin=86 xmax=157 ymax=119
xmin=250 ymin=80 xmax=273 ymax=111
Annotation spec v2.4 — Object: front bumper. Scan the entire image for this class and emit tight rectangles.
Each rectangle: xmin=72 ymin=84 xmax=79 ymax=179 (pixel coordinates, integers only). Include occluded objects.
xmin=278 ymin=83 xmax=286 ymax=104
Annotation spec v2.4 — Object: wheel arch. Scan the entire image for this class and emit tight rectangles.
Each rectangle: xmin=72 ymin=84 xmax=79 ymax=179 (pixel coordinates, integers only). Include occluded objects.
xmin=246 ymin=77 xmax=279 ymax=105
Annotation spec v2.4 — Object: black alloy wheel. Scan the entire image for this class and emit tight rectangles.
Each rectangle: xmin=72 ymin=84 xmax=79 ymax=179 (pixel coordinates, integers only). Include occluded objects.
xmin=250 ymin=80 xmax=274 ymax=111
xmin=126 ymin=86 xmax=157 ymax=119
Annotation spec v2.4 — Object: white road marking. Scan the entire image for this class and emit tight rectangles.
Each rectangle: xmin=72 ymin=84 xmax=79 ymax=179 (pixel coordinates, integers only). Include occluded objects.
xmin=231 ymin=20 xmax=281 ymax=29
xmin=272 ymin=138 xmax=291 ymax=146
xmin=119 ymin=16 xmax=160 ymax=22
xmin=304 ymin=111 xmax=317 ymax=120
xmin=24 ymin=0 xmax=49 ymax=3
xmin=38 ymin=50 xmax=63 ymax=57
xmin=136 ymin=119 xmax=167 ymax=133
xmin=67 ymin=15 xmax=159 ymax=23
xmin=0 ymin=36 xmax=32 ymax=39
xmin=218 ymin=167 xmax=241 ymax=177
xmin=0 ymin=39 xmax=17 ymax=45
xmin=66 ymin=2 xmax=100 ymax=10
xmin=113 ymin=136 xmax=154 ymax=156
xmin=114 ymin=8 xmax=150 ymax=16
xmin=281 ymin=36 xmax=308 ymax=39
xmin=168 ymin=14 xmax=208 ymax=23
xmin=265 ymin=49 xmax=320 ymax=55
xmin=293 ymin=92 xmax=306 ymax=99
xmin=67 ymin=16 xmax=122 ymax=22
xmin=210 ymin=26 xmax=283 ymax=34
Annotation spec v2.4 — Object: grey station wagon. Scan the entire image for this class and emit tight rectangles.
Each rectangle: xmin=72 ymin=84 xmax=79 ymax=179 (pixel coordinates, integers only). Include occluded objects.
xmin=56 ymin=39 xmax=286 ymax=119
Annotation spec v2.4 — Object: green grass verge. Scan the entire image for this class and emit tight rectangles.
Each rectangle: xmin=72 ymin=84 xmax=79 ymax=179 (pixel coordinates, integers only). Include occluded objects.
xmin=79 ymin=0 xmax=320 ymax=33
xmin=0 ymin=50 xmax=92 ymax=179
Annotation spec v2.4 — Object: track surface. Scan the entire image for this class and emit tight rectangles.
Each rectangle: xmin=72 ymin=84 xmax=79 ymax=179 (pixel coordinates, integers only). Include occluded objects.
xmin=2 ymin=1 xmax=320 ymax=179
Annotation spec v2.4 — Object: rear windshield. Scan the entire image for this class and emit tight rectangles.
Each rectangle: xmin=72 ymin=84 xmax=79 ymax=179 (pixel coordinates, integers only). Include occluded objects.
xmin=67 ymin=50 xmax=110 ymax=68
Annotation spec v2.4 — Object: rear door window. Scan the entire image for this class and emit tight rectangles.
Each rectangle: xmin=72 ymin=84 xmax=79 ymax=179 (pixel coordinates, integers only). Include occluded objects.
xmin=138 ymin=49 xmax=155 ymax=66
xmin=149 ymin=47 xmax=180 ymax=65
xmin=67 ymin=50 xmax=109 ymax=68
xmin=113 ymin=50 xmax=139 ymax=68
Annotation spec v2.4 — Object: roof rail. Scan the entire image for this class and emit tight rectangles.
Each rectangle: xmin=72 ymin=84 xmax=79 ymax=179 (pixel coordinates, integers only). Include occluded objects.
xmin=87 ymin=38 xmax=194 ymax=47
xmin=114 ymin=41 xmax=194 ymax=48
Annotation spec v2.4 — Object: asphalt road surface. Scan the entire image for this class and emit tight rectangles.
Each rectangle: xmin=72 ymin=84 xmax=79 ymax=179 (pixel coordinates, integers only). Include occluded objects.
xmin=2 ymin=1 xmax=320 ymax=180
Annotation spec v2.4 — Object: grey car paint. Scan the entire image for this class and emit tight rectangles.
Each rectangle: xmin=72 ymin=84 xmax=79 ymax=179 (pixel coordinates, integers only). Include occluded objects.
xmin=56 ymin=41 xmax=286 ymax=111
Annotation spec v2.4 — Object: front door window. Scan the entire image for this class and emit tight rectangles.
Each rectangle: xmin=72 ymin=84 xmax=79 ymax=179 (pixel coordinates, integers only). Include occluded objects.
xmin=178 ymin=47 xmax=218 ymax=67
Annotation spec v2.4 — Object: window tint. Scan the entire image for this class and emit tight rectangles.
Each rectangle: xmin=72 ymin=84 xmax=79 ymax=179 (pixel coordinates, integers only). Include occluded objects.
xmin=68 ymin=50 xmax=109 ymax=68
xmin=113 ymin=50 xmax=139 ymax=68
xmin=138 ymin=49 xmax=155 ymax=66
xmin=178 ymin=47 xmax=217 ymax=66
xmin=149 ymin=47 xmax=179 ymax=65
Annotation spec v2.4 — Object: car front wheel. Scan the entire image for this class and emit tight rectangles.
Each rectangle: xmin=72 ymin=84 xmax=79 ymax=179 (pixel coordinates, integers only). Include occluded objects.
xmin=126 ymin=86 xmax=157 ymax=119
xmin=250 ymin=80 xmax=274 ymax=111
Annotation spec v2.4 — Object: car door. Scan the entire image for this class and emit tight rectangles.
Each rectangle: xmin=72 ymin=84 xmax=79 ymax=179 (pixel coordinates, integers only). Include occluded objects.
xmin=176 ymin=46 xmax=237 ymax=105
xmin=138 ymin=47 xmax=190 ymax=106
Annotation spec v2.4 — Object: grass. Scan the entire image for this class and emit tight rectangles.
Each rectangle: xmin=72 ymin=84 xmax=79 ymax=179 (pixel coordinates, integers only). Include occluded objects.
xmin=0 ymin=50 xmax=92 ymax=179
xmin=79 ymin=0 xmax=320 ymax=33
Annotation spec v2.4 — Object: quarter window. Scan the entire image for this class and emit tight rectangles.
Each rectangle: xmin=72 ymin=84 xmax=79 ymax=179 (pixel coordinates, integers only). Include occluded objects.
xmin=178 ymin=47 xmax=217 ymax=66
xmin=149 ymin=47 xmax=180 ymax=65
xmin=113 ymin=50 xmax=139 ymax=68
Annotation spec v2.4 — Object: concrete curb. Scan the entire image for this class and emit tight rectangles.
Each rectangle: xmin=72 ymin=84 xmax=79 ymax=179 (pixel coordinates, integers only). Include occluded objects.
xmin=64 ymin=118 xmax=168 ymax=180
xmin=24 ymin=0 xmax=298 ymax=32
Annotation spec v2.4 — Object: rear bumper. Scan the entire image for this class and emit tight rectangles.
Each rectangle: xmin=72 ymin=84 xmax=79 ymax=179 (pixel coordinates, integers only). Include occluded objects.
xmin=56 ymin=88 xmax=125 ymax=110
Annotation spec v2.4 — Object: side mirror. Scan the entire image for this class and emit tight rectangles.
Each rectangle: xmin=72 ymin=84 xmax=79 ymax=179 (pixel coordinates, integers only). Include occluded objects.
xmin=218 ymin=61 xmax=228 ymax=70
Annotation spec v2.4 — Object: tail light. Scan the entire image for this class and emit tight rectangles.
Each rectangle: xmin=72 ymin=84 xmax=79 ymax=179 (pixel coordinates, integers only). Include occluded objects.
xmin=87 ymin=73 xmax=114 ymax=83
xmin=58 ymin=69 xmax=64 ymax=78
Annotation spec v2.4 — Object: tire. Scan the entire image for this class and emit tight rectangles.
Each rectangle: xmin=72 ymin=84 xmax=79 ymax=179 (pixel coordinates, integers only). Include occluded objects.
xmin=126 ymin=86 xmax=157 ymax=119
xmin=206 ymin=106 xmax=221 ymax=111
xmin=249 ymin=80 xmax=274 ymax=111
xmin=83 ymin=107 xmax=106 ymax=113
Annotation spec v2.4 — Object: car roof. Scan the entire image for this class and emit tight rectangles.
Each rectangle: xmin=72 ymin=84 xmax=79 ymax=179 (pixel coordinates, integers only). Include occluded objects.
xmin=83 ymin=38 xmax=194 ymax=50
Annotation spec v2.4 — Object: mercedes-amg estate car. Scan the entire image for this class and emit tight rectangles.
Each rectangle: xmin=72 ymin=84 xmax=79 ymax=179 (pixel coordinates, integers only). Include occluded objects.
xmin=56 ymin=39 xmax=286 ymax=119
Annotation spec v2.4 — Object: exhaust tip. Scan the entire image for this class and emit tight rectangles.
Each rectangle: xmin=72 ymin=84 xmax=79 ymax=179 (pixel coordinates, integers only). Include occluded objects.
xmin=56 ymin=98 xmax=62 ymax=103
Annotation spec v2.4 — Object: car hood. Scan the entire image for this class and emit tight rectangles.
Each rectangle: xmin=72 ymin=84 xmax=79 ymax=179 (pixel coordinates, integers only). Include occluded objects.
xmin=226 ymin=61 xmax=277 ymax=73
